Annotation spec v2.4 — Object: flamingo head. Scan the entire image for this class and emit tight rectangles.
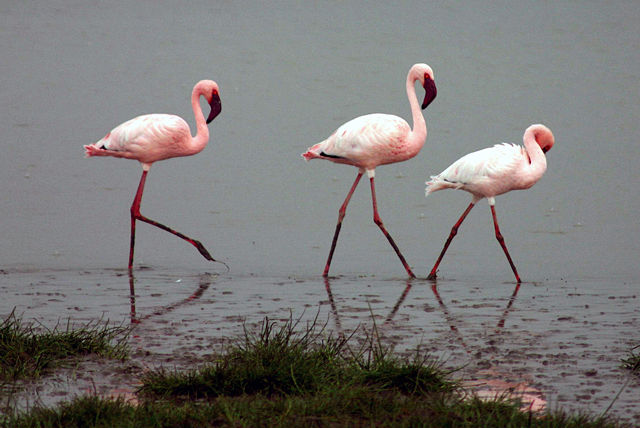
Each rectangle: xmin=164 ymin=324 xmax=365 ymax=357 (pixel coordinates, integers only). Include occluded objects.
xmin=528 ymin=124 xmax=555 ymax=154
xmin=420 ymin=68 xmax=437 ymax=110
xmin=206 ymin=87 xmax=222 ymax=124
xmin=194 ymin=80 xmax=222 ymax=124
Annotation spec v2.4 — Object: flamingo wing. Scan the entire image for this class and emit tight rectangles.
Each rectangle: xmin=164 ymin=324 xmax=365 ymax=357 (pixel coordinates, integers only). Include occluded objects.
xmin=306 ymin=114 xmax=410 ymax=167
xmin=86 ymin=114 xmax=190 ymax=163
xmin=427 ymin=143 xmax=526 ymax=195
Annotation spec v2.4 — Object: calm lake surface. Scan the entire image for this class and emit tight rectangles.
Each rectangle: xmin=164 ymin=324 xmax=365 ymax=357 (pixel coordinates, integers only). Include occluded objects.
xmin=1 ymin=0 xmax=639 ymax=422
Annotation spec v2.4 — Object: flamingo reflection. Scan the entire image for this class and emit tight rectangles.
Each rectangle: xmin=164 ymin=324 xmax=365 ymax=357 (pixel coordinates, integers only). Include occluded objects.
xmin=128 ymin=270 xmax=212 ymax=324
xmin=323 ymin=277 xmax=344 ymax=337
xmin=323 ymin=277 xmax=413 ymax=340
xmin=430 ymin=282 xmax=545 ymax=412
xmin=430 ymin=283 xmax=521 ymax=347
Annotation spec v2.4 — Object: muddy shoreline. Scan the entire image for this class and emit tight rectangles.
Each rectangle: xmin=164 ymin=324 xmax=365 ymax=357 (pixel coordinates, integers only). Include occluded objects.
xmin=2 ymin=268 xmax=638 ymax=423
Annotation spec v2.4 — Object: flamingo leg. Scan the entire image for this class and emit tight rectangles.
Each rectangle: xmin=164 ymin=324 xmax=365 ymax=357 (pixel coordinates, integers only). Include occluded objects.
xmin=128 ymin=170 xmax=215 ymax=269
xmin=369 ymin=177 xmax=416 ymax=278
xmin=323 ymin=172 xmax=363 ymax=277
xmin=490 ymin=205 xmax=521 ymax=283
xmin=427 ymin=202 xmax=475 ymax=280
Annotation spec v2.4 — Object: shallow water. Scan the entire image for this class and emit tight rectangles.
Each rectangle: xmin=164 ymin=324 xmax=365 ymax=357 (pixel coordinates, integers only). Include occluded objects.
xmin=1 ymin=0 xmax=639 ymax=422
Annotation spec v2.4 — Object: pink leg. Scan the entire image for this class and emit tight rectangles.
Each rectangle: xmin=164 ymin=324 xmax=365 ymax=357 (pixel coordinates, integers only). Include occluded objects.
xmin=491 ymin=205 xmax=521 ymax=283
xmin=427 ymin=202 xmax=475 ymax=280
xmin=128 ymin=170 xmax=215 ymax=269
xmin=323 ymin=172 xmax=363 ymax=277
xmin=369 ymin=177 xmax=415 ymax=278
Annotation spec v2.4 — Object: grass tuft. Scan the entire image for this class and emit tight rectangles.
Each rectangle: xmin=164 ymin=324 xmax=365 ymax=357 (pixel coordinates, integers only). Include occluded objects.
xmin=140 ymin=314 xmax=350 ymax=399
xmin=5 ymin=389 xmax=623 ymax=427
xmin=0 ymin=309 xmax=129 ymax=383
xmin=139 ymin=313 xmax=456 ymax=401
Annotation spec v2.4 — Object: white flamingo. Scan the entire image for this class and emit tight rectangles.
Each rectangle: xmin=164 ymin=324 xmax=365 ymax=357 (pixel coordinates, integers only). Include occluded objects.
xmin=425 ymin=124 xmax=555 ymax=282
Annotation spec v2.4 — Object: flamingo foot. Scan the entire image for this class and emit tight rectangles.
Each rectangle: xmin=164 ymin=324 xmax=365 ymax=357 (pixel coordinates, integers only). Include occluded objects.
xmin=193 ymin=240 xmax=229 ymax=271
xmin=193 ymin=240 xmax=215 ymax=261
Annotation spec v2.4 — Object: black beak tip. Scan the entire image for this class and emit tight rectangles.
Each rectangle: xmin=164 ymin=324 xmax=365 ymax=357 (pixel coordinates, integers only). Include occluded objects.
xmin=421 ymin=78 xmax=437 ymax=110
xmin=206 ymin=95 xmax=222 ymax=124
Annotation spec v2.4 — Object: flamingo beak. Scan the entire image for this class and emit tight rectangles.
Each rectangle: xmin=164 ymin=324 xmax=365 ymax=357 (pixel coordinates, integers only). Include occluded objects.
xmin=542 ymin=146 xmax=550 ymax=154
xmin=421 ymin=77 xmax=437 ymax=109
xmin=206 ymin=92 xmax=222 ymax=124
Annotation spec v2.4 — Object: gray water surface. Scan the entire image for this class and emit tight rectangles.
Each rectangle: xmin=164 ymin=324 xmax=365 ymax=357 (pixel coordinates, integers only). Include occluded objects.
xmin=1 ymin=1 xmax=639 ymax=422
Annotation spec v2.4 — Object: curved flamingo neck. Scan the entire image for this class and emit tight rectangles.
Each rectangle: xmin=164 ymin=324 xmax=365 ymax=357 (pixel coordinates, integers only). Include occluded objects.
xmin=522 ymin=125 xmax=550 ymax=182
xmin=406 ymin=67 xmax=427 ymax=152
xmin=188 ymin=82 xmax=211 ymax=155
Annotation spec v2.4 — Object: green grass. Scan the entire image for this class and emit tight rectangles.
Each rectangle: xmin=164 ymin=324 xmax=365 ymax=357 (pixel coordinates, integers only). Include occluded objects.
xmin=6 ymin=394 xmax=622 ymax=428
xmin=2 ymin=314 xmax=628 ymax=427
xmin=0 ymin=309 xmax=129 ymax=383
xmin=138 ymin=315 xmax=455 ymax=401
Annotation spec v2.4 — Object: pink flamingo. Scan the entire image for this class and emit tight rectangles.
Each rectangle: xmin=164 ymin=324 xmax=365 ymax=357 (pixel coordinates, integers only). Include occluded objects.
xmin=425 ymin=124 xmax=555 ymax=282
xmin=84 ymin=80 xmax=222 ymax=269
xmin=302 ymin=63 xmax=437 ymax=278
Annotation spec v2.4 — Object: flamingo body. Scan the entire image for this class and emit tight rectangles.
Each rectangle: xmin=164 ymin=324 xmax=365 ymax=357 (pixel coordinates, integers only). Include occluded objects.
xmin=425 ymin=124 xmax=555 ymax=282
xmin=302 ymin=63 xmax=437 ymax=277
xmin=303 ymin=113 xmax=417 ymax=173
xmin=303 ymin=64 xmax=436 ymax=177
xmin=85 ymin=80 xmax=221 ymax=169
xmin=428 ymin=143 xmax=543 ymax=202
xmin=84 ymin=80 xmax=222 ymax=269
xmin=86 ymin=114 xmax=193 ymax=168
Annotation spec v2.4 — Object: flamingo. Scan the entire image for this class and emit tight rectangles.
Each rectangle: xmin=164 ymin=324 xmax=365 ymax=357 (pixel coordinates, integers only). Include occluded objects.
xmin=302 ymin=63 xmax=437 ymax=278
xmin=84 ymin=80 xmax=222 ymax=269
xmin=425 ymin=124 xmax=555 ymax=282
